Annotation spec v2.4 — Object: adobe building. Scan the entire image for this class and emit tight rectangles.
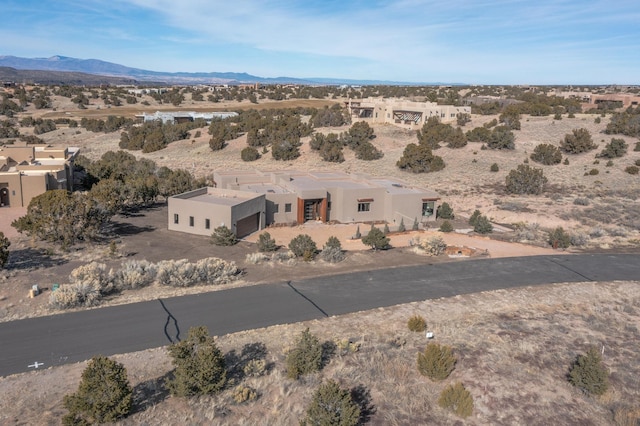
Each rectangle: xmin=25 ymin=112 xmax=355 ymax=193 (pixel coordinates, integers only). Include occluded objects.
xmin=0 ymin=143 xmax=79 ymax=208
xmin=345 ymin=98 xmax=470 ymax=129
xmin=168 ymin=170 xmax=440 ymax=237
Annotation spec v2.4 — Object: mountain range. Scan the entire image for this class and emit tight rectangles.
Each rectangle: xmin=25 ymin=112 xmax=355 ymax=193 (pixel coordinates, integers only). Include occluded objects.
xmin=0 ymin=55 xmax=456 ymax=86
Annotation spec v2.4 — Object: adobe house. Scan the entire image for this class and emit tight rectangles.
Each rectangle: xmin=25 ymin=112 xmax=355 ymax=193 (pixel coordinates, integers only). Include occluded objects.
xmin=0 ymin=143 xmax=79 ymax=208
xmin=345 ymin=98 xmax=471 ymax=129
xmin=168 ymin=170 xmax=440 ymax=237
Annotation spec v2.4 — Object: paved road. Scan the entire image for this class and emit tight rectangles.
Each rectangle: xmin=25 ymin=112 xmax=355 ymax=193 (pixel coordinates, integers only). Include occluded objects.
xmin=1 ymin=253 xmax=638 ymax=377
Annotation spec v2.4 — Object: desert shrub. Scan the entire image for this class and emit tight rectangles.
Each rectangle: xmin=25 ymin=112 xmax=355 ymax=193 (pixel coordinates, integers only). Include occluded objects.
xmin=465 ymin=126 xmax=491 ymax=142
xmin=468 ymin=210 xmax=481 ymax=227
xmin=241 ymin=146 xmax=260 ymax=162
xmin=490 ymin=163 xmax=499 ymax=172
xmin=113 ymin=259 xmax=157 ymax=290
xmin=407 ymin=314 xmax=427 ymax=332
xmin=530 ymin=143 xmax=562 ymax=165
xmin=625 ymin=165 xmax=639 ymax=175
xmin=166 ymin=326 xmax=227 ymax=397
xmin=302 ymin=380 xmax=360 ymax=426
xmin=233 ymin=385 xmax=258 ymax=404
xmin=396 ymin=143 xmax=445 ymax=173
xmin=438 ymin=382 xmax=473 ymax=418
xmin=63 ymin=356 xmax=132 ymax=425
xmin=573 ymin=197 xmax=590 ymax=206
xmin=156 ymin=258 xmax=238 ymax=287
xmin=590 ymin=227 xmax=605 ymax=238
xmin=564 ymin=158 xmax=570 ymax=165
xmin=69 ymin=262 xmax=115 ymax=295
xmin=243 ymin=359 xmax=267 ymax=377
xmin=436 ymin=202 xmax=455 ymax=219
xmin=320 ymin=236 xmax=344 ymax=263
xmin=334 ymin=339 xmax=360 ymax=354
xmin=548 ymin=226 xmax=571 ymax=249
xmin=289 ymin=234 xmax=317 ymax=259
xmin=456 ymin=112 xmax=471 ymax=126
xmin=257 ymin=231 xmax=278 ymax=252
xmin=398 ymin=218 xmax=406 ymax=232
xmin=439 ymin=220 xmax=454 ymax=233
xmin=245 ymin=252 xmax=268 ymax=264
xmin=561 ymin=128 xmax=597 ymax=154
xmin=597 ymin=138 xmax=628 ymax=158
xmin=0 ymin=231 xmax=10 ymax=269
xmin=505 ymin=164 xmax=548 ymax=195
xmin=635 ymin=141 xmax=640 ymax=152
xmin=570 ymin=232 xmax=590 ymax=247
xmin=49 ymin=282 xmax=102 ymax=309
xmin=422 ymin=236 xmax=447 ymax=255
xmin=211 ymin=225 xmax=237 ymax=246
xmin=383 ymin=223 xmax=390 ymax=234
xmin=417 ymin=343 xmax=457 ymax=381
xmin=272 ymin=138 xmax=302 ymax=161
xmin=412 ymin=218 xmax=419 ymax=231
xmin=487 ymin=126 xmax=515 ymax=150
xmin=286 ymin=328 xmax=323 ymax=379
xmin=568 ymin=346 xmax=609 ymax=396
xmin=636 ymin=159 xmax=640 ymax=166
xmin=587 ymin=168 xmax=600 ymax=176
xmin=361 ymin=226 xmax=390 ymax=250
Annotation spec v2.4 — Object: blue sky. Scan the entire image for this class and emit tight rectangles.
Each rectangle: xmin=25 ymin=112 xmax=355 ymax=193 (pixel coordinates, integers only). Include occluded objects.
xmin=2 ymin=0 xmax=639 ymax=84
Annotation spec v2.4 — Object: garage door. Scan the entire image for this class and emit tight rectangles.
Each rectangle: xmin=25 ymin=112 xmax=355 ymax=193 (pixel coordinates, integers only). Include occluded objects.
xmin=236 ymin=213 xmax=260 ymax=238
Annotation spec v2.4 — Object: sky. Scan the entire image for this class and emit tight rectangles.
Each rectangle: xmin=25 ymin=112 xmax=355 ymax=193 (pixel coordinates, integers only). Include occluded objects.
xmin=1 ymin=0 xmax=639 ymax=84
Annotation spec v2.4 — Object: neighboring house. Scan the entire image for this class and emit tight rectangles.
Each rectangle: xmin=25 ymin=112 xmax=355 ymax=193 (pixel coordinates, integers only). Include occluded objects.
xmin=0 ymin=143 xmax=79 ymax=208
xmin=345 ymin=98 xmax=471 ymax=129
xmin=168 ymin=170 xmax=440 ymax=237
xmin=135 ymin=111 xmax=238 ymax=124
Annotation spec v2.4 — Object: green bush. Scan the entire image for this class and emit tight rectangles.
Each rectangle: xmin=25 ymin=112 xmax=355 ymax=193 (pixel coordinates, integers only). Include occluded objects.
xmin=468 ymin=210 xmax=481 ymax=227
xmin=530 ymin=143 xmax=562 ymax=165
xmin=417 ymin=343 xmax=457 ymax=381
xmin=211 ymin=225 xmax=237 ymax=246
xmin=487 ymin=126 xmax=515 ymax=150
xmin=257 ymin=231 xmax=278 ymax=252
xmin=548 ymin=226 xmax=571 ymax=249
xmin=166 ymin=326 xmax=227 ymax=397
xmin=635 ymin=142 xmax=640 ymax=152
xmin=63 ymin=356 xmax=133 ymax=424
xmin=597 ymin=138 xmax=627 ymax=159
xmin=560 ymin=128 xmax=596 ymax=154
xmin=625 ymin=165 xmax=639 ymax=175
xmin=320 ymin=236 xmax=345 ymax=263
xmin=408 ymin=314 xmax=427 ymax=332
xmin=241 ymin=146 xmax=261 ymax=161
xmin=439 ymin=220 xmax=454 ymax=233
xmin=436 ymin=202 xmax=455 ymax=219
xmin=568 ymin=346 xmax=609 ymax=396
xmin=302 ymin=380 xmax=360 ymax=426
xmin=288 ymin=234 xmax=317 ymax=259
xmin=362 ymin=226 xmax=390 ymax=250
xmin=396 ymin=143 xmax=445 ymax=173
xmin=398 ymin=218 xmax=406 ymax=232
xmin=286 ymin=328 xmax=323 ymax=379
xmin=0 ymin=231 xmax=10 ymax=269
xmin=473 ymin=215 xmax=493 ymax=234
xmin=505 ymin=164 xmax=548 ymax=195
xmin=490 ymin=163 xmax=499 ymax=172
xmin=438 ymin=382 xmax=473 ymax=418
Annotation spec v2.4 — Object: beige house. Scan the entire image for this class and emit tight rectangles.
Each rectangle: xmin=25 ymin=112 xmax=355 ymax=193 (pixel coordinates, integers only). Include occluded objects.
xmin=0 ymin=143 xmax=79 ymax=208
xmin=345 ymin=98 xmax=471 ymax=129
xmin=168 ymin=170 xmax=440 ymax=237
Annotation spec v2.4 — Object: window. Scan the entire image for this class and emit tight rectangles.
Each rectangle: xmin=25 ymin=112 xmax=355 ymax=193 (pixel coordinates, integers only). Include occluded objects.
xmin=273 ymin=204 xmax=279 ymax=213
xmin=358 ymin=202 xmax=370 ymax=212
xmin=422 ymin=201 xmax=435 ymax=217
xmin=205 ymin=218 xmax=210 ymax=229
xmin=173 ymin=213 xmax=179 ymax=224
xmin=189 ymin=216 xmax=194 ymax=227
xmin=285 ymin=203 xmax=292 ymax=213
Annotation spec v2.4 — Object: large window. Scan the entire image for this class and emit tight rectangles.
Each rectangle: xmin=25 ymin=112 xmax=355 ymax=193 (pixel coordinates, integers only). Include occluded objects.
xmin=358 ymin=202 xmax=370 ymax=212
xmin=422 ymin=201 xmax=435 ymax=217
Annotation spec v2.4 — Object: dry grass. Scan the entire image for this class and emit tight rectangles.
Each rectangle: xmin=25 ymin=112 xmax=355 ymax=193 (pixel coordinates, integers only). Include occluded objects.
xmin=1 ymin=281 xmax=639 ymax=425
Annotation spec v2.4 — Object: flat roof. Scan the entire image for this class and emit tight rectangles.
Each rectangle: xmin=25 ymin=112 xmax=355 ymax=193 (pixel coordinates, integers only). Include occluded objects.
xmin=239 ymin=183 xmax=290 ymax=194
xmin=177 ymin=187 xmax=263 ymax=206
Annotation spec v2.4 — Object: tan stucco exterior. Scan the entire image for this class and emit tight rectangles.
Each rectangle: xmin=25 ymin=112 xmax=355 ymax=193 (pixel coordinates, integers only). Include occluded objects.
xmin=0 ymin=143 xmax=78 ymax=208
xmin=166 ymin=171 xmax=441 ymax=237
xmin=345 ymin=98 xmax=471 ymax=129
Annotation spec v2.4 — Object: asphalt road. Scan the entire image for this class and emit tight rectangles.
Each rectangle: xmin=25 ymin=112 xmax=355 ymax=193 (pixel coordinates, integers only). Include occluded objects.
xmin=1 ymin=253 xmax=638 ymax=377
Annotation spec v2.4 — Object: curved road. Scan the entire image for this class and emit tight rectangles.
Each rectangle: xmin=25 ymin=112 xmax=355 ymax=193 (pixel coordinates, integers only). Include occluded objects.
xmin=1 ymin=253 xmax=639 ymax=377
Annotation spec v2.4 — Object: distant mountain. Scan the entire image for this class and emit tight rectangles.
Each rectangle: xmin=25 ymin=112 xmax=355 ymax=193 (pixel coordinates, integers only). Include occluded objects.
xmin=0 ymin=66 xmax=142 ymax=86
xmin=0 ymin=55 xmax=458 ymax=86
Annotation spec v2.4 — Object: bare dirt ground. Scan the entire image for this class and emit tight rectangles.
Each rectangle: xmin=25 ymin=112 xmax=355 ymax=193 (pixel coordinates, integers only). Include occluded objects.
xmin=2 ymin=94 xmax=640 ymax=423
xmin=1 ymin=281 xmax=638 ymax=425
